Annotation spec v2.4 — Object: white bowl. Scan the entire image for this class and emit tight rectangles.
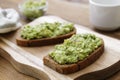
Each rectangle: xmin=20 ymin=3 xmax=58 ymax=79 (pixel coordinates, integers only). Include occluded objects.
xmin=18 ymin=0 xmax=48 ymax=20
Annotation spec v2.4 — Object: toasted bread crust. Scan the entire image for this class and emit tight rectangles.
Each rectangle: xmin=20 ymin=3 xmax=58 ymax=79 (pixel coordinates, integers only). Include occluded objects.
xmin=16 ymin=28 xmax=76 ymax=47
xmin=43 ymin=41 xmax=104 ymax=74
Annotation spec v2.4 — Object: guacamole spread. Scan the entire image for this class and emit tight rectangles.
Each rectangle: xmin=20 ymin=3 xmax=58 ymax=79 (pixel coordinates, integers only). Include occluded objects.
xmin=49 ymin=34 xmax=102 ymax=65
xmin=21 ymin=22 xmax=74 ymax=40
xmin=21 ymin=0 xmax=47 ymax=19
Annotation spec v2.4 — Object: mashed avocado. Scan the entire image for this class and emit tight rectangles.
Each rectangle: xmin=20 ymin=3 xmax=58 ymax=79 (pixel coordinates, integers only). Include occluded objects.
xmin=21 ymin=22 xmax=74 ymax=40
xmin=21 ymin=0 xmax=47 ymax=20
xmin=49 ymin=34 xmax=102 ymax=65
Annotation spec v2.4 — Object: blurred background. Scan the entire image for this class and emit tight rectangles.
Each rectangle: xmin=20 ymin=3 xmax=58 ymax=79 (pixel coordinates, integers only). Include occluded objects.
xmin=63 ymin=0 xmax=88 ymax=3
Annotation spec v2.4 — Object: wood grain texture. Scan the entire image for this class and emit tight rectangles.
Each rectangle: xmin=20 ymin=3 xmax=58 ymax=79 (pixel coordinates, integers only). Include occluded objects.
xmin=0 ymin=16 xmax=120 ymax=80
xmin=0 ymin=39 xmax=51 ymax=80
xmin=0 ymin=56 xmax=36 ymax=80
xmin=74 ymin=60 xmax=120 ymax=80
xmin=0 ymin=0 xmax=120 ymax=80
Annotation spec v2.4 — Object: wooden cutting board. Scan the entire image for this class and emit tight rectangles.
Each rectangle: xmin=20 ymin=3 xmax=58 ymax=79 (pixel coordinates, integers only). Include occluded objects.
xmin=0 ymin=16 xmax=120 ymax=80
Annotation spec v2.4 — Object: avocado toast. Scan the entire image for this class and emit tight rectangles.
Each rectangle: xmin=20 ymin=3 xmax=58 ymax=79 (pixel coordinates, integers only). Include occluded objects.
xmin=43 ymin=33 xmax=104 ymax=74
xmin=16 ymin=22 xmax=76 ymax=46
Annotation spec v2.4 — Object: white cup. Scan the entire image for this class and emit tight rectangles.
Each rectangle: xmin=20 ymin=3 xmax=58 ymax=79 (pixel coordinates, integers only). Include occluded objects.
xmin=89 ymin=0 xmax=120 ymax=31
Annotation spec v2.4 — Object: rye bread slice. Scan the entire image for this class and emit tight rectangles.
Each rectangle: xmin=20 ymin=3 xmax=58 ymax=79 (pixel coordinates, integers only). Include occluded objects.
xmin=43 ymin=41 xmax=104 ymax=74
xmin=16 ymin=28 xmax=76 ymax=47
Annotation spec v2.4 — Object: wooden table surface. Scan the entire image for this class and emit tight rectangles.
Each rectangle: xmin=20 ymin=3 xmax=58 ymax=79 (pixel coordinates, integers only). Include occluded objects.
xmin=0 ymin=0 xmax=120 ymax=80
